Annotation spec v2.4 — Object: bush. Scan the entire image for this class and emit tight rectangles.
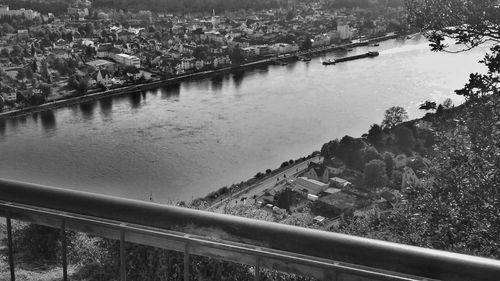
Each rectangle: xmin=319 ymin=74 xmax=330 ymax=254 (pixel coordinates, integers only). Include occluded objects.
xmin=13 ymin=223 xmax=61 ymax=261
xmin=254 ymin=172 xmax=265 ymax=179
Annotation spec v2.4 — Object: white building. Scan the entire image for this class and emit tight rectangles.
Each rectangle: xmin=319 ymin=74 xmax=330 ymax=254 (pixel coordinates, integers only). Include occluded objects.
xmin=294 ymin=177 xmax=329 ymax=195
xmin=337 ymin=24 xmax=353 ymax=40
xmin=1 ymin=92 xmax=16 ymax=102
xmin=111 ymin=53 xmax=141 ymax=68
xmin=0 ymin=5 xmax=40 ymax=20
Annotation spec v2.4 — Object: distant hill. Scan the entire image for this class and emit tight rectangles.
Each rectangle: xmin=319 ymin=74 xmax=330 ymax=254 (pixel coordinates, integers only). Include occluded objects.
xmin=92 ymin=0 xmax=284 ymax=13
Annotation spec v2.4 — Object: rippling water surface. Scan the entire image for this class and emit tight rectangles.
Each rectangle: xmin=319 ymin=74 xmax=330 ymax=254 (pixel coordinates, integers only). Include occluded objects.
xmin=0 ymin=36 xmax=488 ymax=202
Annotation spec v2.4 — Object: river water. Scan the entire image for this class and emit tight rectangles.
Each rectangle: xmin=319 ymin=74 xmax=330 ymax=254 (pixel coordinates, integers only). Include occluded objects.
xmin=0 ymin=35 xmax=488 ymax=202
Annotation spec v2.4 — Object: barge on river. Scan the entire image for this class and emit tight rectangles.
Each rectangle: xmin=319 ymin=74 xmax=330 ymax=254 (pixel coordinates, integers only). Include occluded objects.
xmin=322 ymin=51 xmax=379 ymax=65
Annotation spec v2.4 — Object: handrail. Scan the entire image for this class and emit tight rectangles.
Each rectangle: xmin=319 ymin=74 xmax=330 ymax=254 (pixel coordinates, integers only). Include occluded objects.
xmin=0 ymin=178 xmax=499 ymax=281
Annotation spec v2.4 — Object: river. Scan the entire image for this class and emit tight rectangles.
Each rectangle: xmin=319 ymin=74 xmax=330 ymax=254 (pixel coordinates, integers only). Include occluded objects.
xmin=0 ymin=35 xmax=488 ymax=202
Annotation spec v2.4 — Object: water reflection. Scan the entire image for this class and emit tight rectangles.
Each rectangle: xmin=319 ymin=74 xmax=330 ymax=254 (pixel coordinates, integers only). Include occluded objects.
xmin=32 ymin=112 xmax=39 ymax=123
xmin=128 ymin=92 xmax=142 ymax=109
xmin=160 ymin=83 xmax=180 ymax=100
xmin=232 ymin=70 xmax=244 ymax=88
xmin=80 ymin=101 xmax=95 ymax=119
xmin=0 ymin=119 xmax=5 ymax=137
xmin=210 ymin=75 xmax=223 ymax=91
xmin=7 ymin=118 xmax=18 ymax=132
xmin=99 ymin=97 xmax=113 ymax=117
xmin=40 ymin=110 xmax=56 ymax=132
xmin=285 ymin=61 xmax=297 ymax=71
xmin=18 ymin=115 xmax=27 ymax=125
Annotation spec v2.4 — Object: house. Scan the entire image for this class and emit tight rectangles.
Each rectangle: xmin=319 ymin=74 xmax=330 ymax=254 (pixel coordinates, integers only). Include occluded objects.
xmin=86 ymin=59 xmax=116 ymax=73
xmin=401 ymin=167 xmax=420 ymax=189
xmin=294 ymin=177 xmax=329 ymax=195
xmin=316 ymin=191 xmax=359 ymax=217
xmin=394 ymin=154 xmax=408 ymax=168
xmin=325 ymin=157 xmax=346 ymax=176
xmin=17 ymin=30 xmax=29 ymax=40
xmin=1 ymin=92 xmax=16 ymax=102
xmin=330 ymin=177 xmax=352 ymax=189
xmin=97 ymin=44 xmax=119 ymax=59
xmin=111 ymin=53 xmax=141 ymax=68
xmin=415 ymin=120 xmax=433 ymax=131
xmin=303 ymin=163 xmax=329 ymax=183
xmin=95 ymin=69 xmax=112 ymax=86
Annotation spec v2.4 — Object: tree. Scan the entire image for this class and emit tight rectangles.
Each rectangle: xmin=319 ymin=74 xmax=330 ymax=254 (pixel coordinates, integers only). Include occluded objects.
xmin=442 ymin=98 xmax=454 ymax=109
xmin=340 ymin=0 xmax=500 ymax=260
xmin=10 ymin=45 xmax=22 ymax=57
xmin=192 ymin=46 xmax=208 ymax=60
xmin=366 ymin=123 xmax=384 ymax=147
xmin=363 ymin=146 xmax=383 ymax=164
xmin=229 ymin=47 xmax=244 ymax=65
xmin=382 ymin=106 xmax=408 ymax=129
xmin=40 ymin=60 xmax=50 ymax=83
xmin=68 ymin=74 xmax=78 ymax=89
xmin=363 ymin=159 xmax=388 ymax=190
xmin=394 ymin=126 xmax=416 ymax=153
xmin=25 ymin=67 xmax=34 ymax=80
xmin=383 ymin=152 xmax=395 ymax=178
xmin=320 ymin=139 xmax=339 ymax=160
xmin=419 ymin=100 xmax=437 ymax=111
xmin=334 ymin=135 xmax=365 ymax=171
xmin=300 ymin=36 xmax=312 ymax=50
xmin=16 ymin=69 xmax=26 ymax=81
xmin=38 ymin=83 xmax=52 ymax=97
xmin=0 ymin=48 xmax=8 ymax=57
xmin=77 ymin=78 xmax=89 ymax=95
xmin=407 ymin=0 xmax=500 ymax=101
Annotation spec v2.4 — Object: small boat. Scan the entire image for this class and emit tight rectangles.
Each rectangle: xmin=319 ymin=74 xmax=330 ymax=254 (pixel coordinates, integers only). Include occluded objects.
xmin=367 ymin=51 xmax=379 ymax=57
xmin=322 ymin=59 xmax=336 ymax=65
xmin=372 ymin=43 xmax=380 ymax=47
xmin=406 ymin=36 xmax=411 ymax=39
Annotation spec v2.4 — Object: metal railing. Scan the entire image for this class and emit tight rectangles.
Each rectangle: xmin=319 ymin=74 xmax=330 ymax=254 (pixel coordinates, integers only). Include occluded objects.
xmin=0 ymin=178 xmax=500 ymax=281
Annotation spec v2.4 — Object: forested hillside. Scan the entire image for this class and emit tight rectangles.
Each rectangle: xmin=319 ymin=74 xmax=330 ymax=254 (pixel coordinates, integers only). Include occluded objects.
xmin=92 ymin=0 xmax=283 ymax=13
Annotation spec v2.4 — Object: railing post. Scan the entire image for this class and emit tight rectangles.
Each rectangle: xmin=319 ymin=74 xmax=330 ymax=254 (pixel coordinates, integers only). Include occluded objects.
xmin=184 ymin=239 xmax=190 ymax=281
xmin=61 ymin=220 xmax=68 ymax=281
xmin=120 ymin=230 xmax=126 ymax=281
xmin=6 ymin=212 xmax=15 ymax=281
xmin=254 ymin=256 xmax=260 ymax=281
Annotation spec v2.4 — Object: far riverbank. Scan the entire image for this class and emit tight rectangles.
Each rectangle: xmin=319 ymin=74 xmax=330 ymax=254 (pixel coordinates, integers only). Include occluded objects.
xmin=0 ymin=33 xmax=400 ymax=120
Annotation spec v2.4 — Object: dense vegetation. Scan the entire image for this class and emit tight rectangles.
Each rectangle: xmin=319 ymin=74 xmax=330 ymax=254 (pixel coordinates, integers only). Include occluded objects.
xmin=92 ymin=0 xmax=283 ymax=13
xmin=0 ymin=0 xmax=68 ymax=16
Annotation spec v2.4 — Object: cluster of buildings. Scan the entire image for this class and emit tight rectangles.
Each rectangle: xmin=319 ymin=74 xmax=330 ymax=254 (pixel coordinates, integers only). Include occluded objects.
xmin=0 ymin=0 xmax=405 ymax=109
xmin=0 ymin=5 xmax=40 ymax=20
xmin=255 ymin=151 xmax=429 ymax=224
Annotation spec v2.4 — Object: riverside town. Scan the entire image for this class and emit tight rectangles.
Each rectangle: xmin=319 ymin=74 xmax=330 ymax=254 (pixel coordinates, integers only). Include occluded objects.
xmin=0 ymin=0 xmax=406 ymax=115
xmin=0 ymin=0 xmax=500 ymax=281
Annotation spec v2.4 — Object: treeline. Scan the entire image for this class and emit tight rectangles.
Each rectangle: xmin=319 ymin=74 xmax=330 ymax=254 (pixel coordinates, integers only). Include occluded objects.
xmin=93 ymin=0 xmax=284 ymax=13
xmin=0 ymin=0 xmax=69 ymax=15
xmin=327 ymin=0 xmax=404 ymax=9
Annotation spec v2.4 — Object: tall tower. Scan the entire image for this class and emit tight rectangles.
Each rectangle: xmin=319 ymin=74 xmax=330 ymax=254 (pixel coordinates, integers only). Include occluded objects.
xmin=211 ymin=9 xmax=220 ymax=30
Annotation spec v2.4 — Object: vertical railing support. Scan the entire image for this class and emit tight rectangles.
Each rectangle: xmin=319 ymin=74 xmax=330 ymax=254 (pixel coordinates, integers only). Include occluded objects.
xmin=6 ymin=212 xmax=15 ymax=281
xmin=61 ymin=220 xmax=68 ymax=281
xmin=120 ymin=230 xmax=126 ymax=281
xmin=254 ymin=256 xmax=261 ymax=281
xmin=184 ymin=239 xmax=190 ymax=281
